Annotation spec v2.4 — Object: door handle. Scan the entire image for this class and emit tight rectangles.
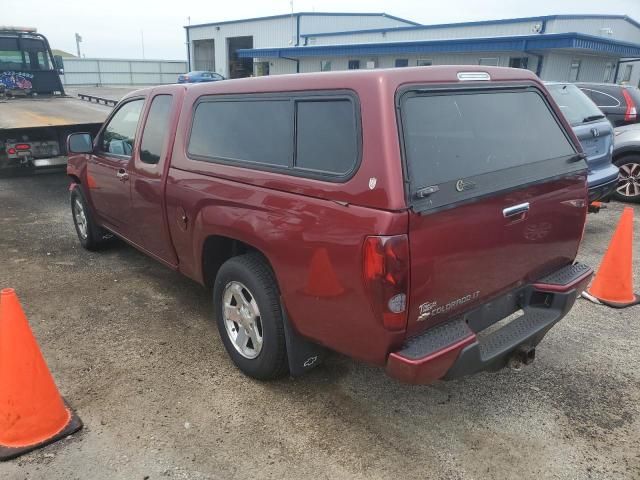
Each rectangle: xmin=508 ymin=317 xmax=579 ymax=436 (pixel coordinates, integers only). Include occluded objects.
xmin=503 ymin=202 xmax=530 ymax=218
xmin=116 ymin=168 xmax=129 ymax=182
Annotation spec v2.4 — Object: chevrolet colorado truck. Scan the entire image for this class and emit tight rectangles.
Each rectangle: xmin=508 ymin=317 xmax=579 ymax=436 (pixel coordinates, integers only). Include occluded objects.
xmin=67 ymin=66 xmax=593 ymax=384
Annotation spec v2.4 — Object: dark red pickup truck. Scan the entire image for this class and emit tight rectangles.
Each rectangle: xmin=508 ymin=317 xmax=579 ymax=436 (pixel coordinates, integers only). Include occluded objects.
xmin=67 ymin=66 xmax=593 ymax=384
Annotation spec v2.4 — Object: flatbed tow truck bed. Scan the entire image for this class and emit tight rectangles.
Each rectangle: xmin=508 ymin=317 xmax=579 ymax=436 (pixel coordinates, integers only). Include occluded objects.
xmin=0 ymin=95 xmax=112 ymax=130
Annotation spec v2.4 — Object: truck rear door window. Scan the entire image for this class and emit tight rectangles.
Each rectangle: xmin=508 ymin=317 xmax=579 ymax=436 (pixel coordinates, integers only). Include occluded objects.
xmin=140 ymin=94 xmax=173 ymax=164
xmin=399 ymin=88 xmax=581 ymax=212
xmin=188 ymin=99 xmax=293 ymax=167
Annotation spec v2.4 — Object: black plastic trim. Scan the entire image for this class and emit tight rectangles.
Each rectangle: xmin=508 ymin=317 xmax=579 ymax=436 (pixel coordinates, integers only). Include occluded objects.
xmin=444 ymin=287 xmax=578 ymax=379
xmin=391 ymin=262 xmax=592 ymax=380
xmin=280 ymin=299 xmax=326 ymax=376
xmin=588 ymin=176 xmax=618 ymax=202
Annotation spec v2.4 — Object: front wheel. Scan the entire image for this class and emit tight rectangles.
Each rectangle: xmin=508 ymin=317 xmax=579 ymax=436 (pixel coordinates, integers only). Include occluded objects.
xmin=613 ymin=155 xmax=640 ymax=203
xmin=213 ymin=254 xmax=288 ymax=380
xmin=70 ymin=186 xmax=109 ymax=250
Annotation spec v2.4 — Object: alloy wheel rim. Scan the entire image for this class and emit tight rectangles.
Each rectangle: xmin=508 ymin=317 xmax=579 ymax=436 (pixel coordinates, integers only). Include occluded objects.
xmin=617 ymin=162 xmax=640 ymax=198
xmin=222 ymin=281 xmax=263 ymax=359
xmin=73 ymin=199 xmax=88 ymax=239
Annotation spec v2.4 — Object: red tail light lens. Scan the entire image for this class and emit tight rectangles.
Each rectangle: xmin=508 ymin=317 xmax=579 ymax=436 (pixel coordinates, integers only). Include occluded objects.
xmin=622 ymin=89 xmax=637 ymax=122
xmin=363 ymin=235 xmax=410 ymax=331
xmin=15 ymin=143 xmax=31 ymax=151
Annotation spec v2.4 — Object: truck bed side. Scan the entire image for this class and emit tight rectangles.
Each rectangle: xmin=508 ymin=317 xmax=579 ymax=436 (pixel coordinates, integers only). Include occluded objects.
xmin=165 ymin=167 xmax=409 ymax=364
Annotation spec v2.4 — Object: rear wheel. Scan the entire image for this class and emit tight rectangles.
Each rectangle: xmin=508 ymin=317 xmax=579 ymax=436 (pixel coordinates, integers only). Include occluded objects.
xmin=613 ymin=155 xmax=640 ymax=203
xmin=213 ymin=254 xmax=288 ymax=380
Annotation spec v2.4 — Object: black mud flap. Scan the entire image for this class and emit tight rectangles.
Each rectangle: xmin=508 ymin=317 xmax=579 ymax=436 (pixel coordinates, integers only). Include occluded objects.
xmin=280 ymin=299 xmax=326 ymax=377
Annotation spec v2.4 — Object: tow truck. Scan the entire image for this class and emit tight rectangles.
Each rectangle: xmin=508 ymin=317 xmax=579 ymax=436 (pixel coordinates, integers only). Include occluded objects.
xmin=0 ymin=27 xmax=111 ymax=171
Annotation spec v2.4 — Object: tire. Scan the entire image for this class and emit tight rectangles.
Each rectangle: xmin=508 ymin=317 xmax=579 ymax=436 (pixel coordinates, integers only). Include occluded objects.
xmin=70 ymin=186 xmax=109 ymax=250
xmin=213 ymin=254 xmax=288 ymax=380
xmin=613 ymin=155 xmax=640 ymax=203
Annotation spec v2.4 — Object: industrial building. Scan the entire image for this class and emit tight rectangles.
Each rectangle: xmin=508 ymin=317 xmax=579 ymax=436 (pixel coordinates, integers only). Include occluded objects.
xmin=185 ymin=12 xmax=640 ymax=86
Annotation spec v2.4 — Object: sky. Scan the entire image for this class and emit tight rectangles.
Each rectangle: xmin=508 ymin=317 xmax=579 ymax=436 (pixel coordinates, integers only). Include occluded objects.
xmin=5 ymin=0 xmax=640 ymax=60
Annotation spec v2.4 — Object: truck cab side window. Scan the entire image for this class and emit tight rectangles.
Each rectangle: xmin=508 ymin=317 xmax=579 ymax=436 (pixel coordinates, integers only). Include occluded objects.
xmin=140 ymin=95 xmax=173 ymax=164
xmin=101 ymin=99 xmax=144 ymax=157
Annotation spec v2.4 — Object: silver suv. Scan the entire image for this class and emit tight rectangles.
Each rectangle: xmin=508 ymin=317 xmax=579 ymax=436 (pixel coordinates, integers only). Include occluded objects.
xmin=546 ymin=82 xmax=619 ymax=203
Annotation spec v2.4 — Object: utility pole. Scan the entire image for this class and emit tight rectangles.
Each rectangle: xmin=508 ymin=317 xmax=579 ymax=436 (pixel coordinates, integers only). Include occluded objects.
xmin=75 ymin=33 xmax=82 ymax=58
xmin=290 ymin=0 xmax=295 ymax=45
xmin=141 ymin=30 xmax=145 ymax=59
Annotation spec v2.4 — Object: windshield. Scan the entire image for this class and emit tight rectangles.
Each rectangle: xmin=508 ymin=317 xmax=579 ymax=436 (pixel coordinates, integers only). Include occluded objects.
xmin=0 ymin=34 xmax=63 ymax=94
xmin=546 ymin=83 xmax=604 ymax=126
xmin=0 ymin=36 xmax=54 ymax=72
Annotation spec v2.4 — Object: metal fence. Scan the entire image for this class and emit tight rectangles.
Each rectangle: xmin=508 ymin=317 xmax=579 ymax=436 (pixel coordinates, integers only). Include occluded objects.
xmin=60 ymin=58 xmax=188 ymax=86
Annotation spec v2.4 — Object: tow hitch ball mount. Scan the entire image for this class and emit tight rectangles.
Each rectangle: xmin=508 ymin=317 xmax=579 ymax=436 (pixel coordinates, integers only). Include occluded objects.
xmin=507 ymin=345 xmax=536 ymax=371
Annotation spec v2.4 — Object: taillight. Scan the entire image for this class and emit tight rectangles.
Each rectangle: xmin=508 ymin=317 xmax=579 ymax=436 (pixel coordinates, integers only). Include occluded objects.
xmin=15 ymin=143 xmax=31 ymax=151
xmin=622 ymin=89 xmax=637 ymax=122
xmin=363 ymin=235 xmax=410 ymax=331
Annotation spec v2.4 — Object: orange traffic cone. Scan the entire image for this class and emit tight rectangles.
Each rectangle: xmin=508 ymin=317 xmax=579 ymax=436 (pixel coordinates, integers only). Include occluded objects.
xmin=0 ymin=288 xmax=82 ymax=461
xmin=583 ymin=207 xmax=640 ymax=308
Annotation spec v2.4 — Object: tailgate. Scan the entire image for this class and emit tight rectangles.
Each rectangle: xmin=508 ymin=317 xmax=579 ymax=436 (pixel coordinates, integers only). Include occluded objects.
xmin=397 ymin=83 xmax=588 ymax=336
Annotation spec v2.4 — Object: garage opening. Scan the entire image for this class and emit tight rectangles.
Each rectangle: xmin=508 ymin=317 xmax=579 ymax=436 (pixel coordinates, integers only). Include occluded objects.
xmin=227 ymin=36 xmax=253 ymax=78
xmin=193 ymin=39 xmax=215 ymax=72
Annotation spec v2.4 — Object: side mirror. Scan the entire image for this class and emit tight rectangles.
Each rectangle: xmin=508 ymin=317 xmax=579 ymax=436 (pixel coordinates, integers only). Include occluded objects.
xmin=54 ymin=55 xmax=64 ymax=74
xmin=67 ymin=133 xmax=93 ymax=154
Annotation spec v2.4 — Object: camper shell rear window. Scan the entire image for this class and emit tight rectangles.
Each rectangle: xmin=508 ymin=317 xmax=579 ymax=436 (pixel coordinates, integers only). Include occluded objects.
xmin=397 ymin=85 xmax=585 ymax=213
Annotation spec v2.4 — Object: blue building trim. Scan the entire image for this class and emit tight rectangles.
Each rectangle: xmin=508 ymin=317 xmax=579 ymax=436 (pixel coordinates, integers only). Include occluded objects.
xmin=185 ymin=12 xmax=419 ymax=30
xmin=299 ymin=14 xmax=640 ymax=39
xmin=238 ymin=33 xmax=640 ymax=59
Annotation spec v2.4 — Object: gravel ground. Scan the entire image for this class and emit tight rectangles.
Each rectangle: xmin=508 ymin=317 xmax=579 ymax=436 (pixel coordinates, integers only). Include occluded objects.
xmin=1 ymin=172 xmax=639 ymax=480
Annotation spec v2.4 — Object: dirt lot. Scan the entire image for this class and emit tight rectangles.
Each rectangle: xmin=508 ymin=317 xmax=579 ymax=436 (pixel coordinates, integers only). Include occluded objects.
xmin=1 ymin=172 xmax=639 ymax=480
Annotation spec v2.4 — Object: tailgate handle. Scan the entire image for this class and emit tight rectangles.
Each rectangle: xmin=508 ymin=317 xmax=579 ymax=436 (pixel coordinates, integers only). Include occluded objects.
xmin=503 ymin=202 xmax=530 ymax=218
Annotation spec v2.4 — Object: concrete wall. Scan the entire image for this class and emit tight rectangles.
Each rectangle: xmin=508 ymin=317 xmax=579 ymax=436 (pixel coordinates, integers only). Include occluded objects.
xmin=60 ymin=58 xmax=187 ymax=86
